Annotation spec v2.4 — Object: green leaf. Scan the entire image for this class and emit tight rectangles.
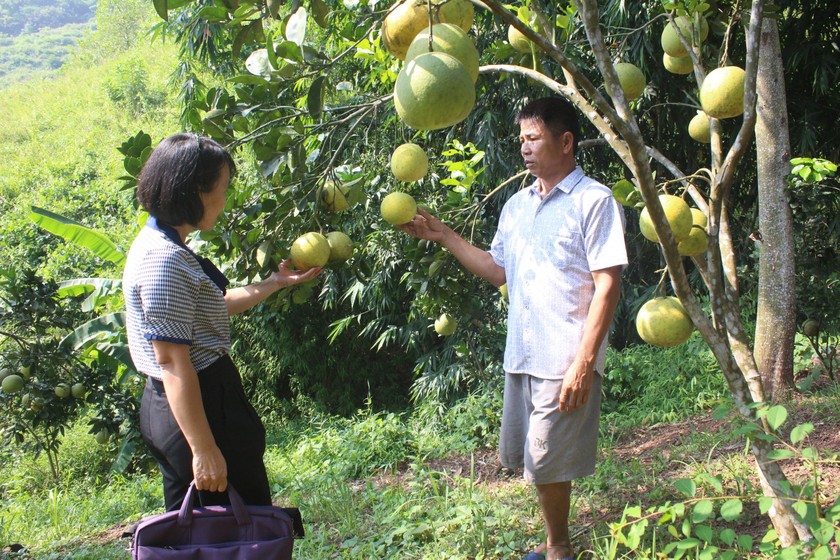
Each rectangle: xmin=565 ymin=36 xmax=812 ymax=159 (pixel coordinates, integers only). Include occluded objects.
xmin=153 ymin=0 xmax=168 ymax=20
xmin=737 ymin=534 xmax=753 ymax=550
xmin=692 ymin=499 xmax=714 ymax=522
xmin=719 ymin=528 xmax=736 ymax=545
xmin=720 ymin=499 xmax=743 ymax=521
xmin=29 ymin=207 xmax=126 ymax=265
xmin=790 ymin=422 xmax=814 ymax=443
xmin=676 ymin=537 xmax=701 ymax=549
xmin=695 ymin=524 xmax=713 ymax=543
xmin=674 ymin=478 xmax=697 ymax=497
xmin=285 ymin=6 xmax=307 ymax=45
xmin=60 ymin=312 xmax=126 ymax=351
xmin=198 ymin=5 xmax=229 ymax=21
xmin=759 ymin=496 xmax=774 ymax=514
xmin=768 ymin=448 xmax=797 ymax=460
xmin=766 ymin=405 xmax=788 ymax=431
xmin=307 ymin=75 xmax=327 ymax=120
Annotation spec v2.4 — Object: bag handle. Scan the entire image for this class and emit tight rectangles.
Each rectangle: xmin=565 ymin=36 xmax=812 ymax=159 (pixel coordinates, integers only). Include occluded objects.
xmin=177 ymin=482 xmax=252 ymax=527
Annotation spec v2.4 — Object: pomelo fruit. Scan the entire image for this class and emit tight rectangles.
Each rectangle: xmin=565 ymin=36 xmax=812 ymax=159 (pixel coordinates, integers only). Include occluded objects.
xmin=290 ymin=232 xmax=330 ymax=270
xmin=614 ymin=62 xmax=646 ymax=101
xmin=434 ymin=313 xmax=457 ymax=336
xmin=0 ymin=367 xmax=11 ymax=383
xmin=405 ymin=23 xmax=479 ymax=83
xmin=71 ymin=382 xmax=86 ymax=399
xmin=390 ymin=143 xmax=429 ymax=182
xmin=326 ymin=231 xmax=354 ymax=263
xmin=690 ymin=207 xmax=708 ymax=228
xmin=678 ymin=226 xmax=708 ymax=256
xmin=381 ymin=0 xmax=474 ymax=60
xmin=636 ymin=296 xmax=694 ymax=347
xmin=688 ymin=111 xmax=712 ymax=143
xmin=394 ymin=51 xmax=475 ymax=130
xmin=499 ymin=283 xmax=509 ymax=302
xmin=639 ymin=194 xmax=693 ymax=243
xmin=20 ymin=365 xmax=31 ymax=379
xmin=802 ymin=319 xmax=819 ymax=337
xmin=700 ymin=66 xmax=745 ymax=119
xmin=663 ymin=52 xmax=693 ymax=75
xmin=320 ymin=181 xmax=349 ymax=212
xmin=661 ymin=15 xmax=709 ymax=57
xmin=508 ymin=24 xmax=534 ymax=53
xmin=95 ymin=429 xmax=110 ymax=444
xmin=2 ymin=374 xmax=24 ymax=394
xmin=54 ymin=383 xmax=71 ymax=399
xmin=380 ymin=192 xmax=417 ymax=225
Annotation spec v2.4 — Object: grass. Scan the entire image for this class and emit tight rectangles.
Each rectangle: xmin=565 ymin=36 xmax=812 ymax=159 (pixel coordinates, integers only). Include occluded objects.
xmin=0 ymin=343 xmax=838 ymax=559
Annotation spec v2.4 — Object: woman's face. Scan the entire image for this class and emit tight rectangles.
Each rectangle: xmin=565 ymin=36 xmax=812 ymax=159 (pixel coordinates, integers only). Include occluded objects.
xmin=197 ymin=165 xmax=231 ymax=231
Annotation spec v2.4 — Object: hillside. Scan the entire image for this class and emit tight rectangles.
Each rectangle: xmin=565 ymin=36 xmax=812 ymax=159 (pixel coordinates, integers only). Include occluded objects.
xmin=0 ymin=0 xmax=97 ymax=82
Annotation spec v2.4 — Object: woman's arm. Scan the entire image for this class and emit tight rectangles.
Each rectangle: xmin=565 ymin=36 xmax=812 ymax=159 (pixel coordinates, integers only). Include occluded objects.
xmin=224 ymin=259 xmax=322 ymax=315
xmin=151 ymin=340 xmax=228 ymax=492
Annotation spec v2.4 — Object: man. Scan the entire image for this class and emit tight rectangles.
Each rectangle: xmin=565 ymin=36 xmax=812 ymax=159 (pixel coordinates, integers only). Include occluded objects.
xmin=399 ymin=97 xmax=627 ymax=560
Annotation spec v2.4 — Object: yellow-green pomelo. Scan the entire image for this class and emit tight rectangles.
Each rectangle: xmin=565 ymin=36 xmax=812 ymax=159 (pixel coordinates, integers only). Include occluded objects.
xmin=700 ymin=66 xmax=745 ymax=119
xmin=0 ymin=367 xmax=11 ymax=383
xmin=636 ymin=296 xmax=694 ymax=347
xmin=95 ymin=429 xmax=110 ymax=444
xmin=678 ymin=226 xmax=708 ymax=256
xmin=663 ymin=52 xmax=693 ymax=75
xmin=326 ymin=231 xmax=354 ymax=263
xmin=614 ymin=62 xmax=646 ymax=101
xmin=688 ymin=111 xmax=712 ymax=143
xmin=320 ymin=181 xmax=349 ymax=212
xmin=380 ymin=192 xmax=417 ymax=225
xmin=2 ymin=374 xmax=24 ymax=394
xmin=434 ymin=313 xmax=457 ymax=336
xmin=390 ymin=143 xmax=429 ymax=182
xmin=406 ymin=23 xmax=479 ymax=83
xmin=381 ymin=0 xmax=474 ymax=60
xmin=54 ymin=383 xmax=71 ymax=398
xmin=661 ymin=15 xmax=709 ymax=57
xmin=507 ymin=24 xmax=534 ymax=53
xmin=394 ymin=52 xmax=475 ymax=130
xmin=639 ymin=194 xmax=693 ymax=243
xmin=690 ymin=208 xmax=708 ymax=228
xmin=290 ymin=232 xmax=330 ymax=270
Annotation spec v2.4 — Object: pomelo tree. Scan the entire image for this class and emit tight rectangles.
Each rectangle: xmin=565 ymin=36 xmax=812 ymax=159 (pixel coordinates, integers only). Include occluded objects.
xmin=136 ymin=0 xmax=836 ymax=549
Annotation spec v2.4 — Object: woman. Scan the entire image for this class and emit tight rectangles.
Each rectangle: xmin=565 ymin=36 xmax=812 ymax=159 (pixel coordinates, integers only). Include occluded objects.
xmin=123 ymin=133 xmax=321 ymax=510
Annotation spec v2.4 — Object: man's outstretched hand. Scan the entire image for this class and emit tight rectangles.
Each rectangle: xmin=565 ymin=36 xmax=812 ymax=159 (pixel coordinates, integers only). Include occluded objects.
xmin=397 ymin=208 xmax=448 ymax=243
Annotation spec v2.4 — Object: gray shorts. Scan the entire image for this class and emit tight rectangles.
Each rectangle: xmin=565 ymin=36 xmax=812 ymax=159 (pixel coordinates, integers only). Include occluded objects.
xmin=499 ymin=372 xmax=602 ymax=485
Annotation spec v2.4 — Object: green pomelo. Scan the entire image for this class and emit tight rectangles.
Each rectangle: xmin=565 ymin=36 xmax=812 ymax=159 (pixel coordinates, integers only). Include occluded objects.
xmin=661 ymin=15 xmax=709 ymax=57
xmin=663 ymin=52 xmax=693 ymax=75
xmin=394 ymin=52 xmax=475 ymax=131
xmin=434 ymin=313 xmax=457 ymax=336
xmin=320 ymin=181 xmax=349 ymax=212
xmin=54 ymin=383 xmax=71 ymax=398
xmin=95 ymin=429 xmax=110 ymax=444
xmin=390 ymin=142 xmax=429 ymax=182
xmin=326 ymin=231 xmax=354 ymax=263
xmin=639 ymin=194 xmax=693 ymax=243
xmin=2 ymin=374 xmax=24 ymax=394
xmin=507 ymin=24 xmax=534 ymax=53
xmin=71 ymin=382 xmax=86 ymax=399
xmin=636 ymin=296 xmax=694 ymax=347
xmin=700 ymin=66 xmax=745 ymax=119
xmin=688 ymin=111 xmax=712 ymax=143
xmin=406 ymin=23 xmax=479 ymax=83
xmin=381 ymin=0 xmax=474 ymax=60
xmin=290 ymin=232 xmax=330 ymax=270
xmin=802 ymin=319 xmax=820 ymax=337
xmin=0 ymin=367 xmax=11 ymax=383
xmin=614 ymin=62 xmax=646 ymax=101
xmin=380 ymin=192 xmax=418 ymax=225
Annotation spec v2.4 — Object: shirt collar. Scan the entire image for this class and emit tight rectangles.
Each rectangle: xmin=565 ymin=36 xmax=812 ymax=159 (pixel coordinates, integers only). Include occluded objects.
xmin=146 ymin=216 xmax=230 ymax=294
xmin=529 ymin=166 xmax=586 ymax=197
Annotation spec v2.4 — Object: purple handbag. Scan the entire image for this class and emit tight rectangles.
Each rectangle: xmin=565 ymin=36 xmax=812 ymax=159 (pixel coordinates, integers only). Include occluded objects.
xmin=132 ymin=483 xmax=297 ymax=559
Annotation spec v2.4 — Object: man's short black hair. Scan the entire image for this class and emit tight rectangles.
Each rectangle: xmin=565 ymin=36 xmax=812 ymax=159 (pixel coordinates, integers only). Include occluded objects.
xmin=515 ymin=97 xmax=581 ymax=154
xmin=136 ymin=133 xmax=236 ymax=227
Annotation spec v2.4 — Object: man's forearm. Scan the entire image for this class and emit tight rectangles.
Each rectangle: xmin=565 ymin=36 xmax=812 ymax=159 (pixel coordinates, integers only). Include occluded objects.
xmin=440 ymin=228 xmax=506 ymax=287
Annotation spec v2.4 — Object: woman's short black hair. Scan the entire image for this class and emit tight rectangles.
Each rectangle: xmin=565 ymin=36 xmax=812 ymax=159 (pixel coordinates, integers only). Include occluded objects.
xmin=515 ymin=97 xmax=581 ymax=154
xmin=136 ymin=133 xmax=236 ymax=227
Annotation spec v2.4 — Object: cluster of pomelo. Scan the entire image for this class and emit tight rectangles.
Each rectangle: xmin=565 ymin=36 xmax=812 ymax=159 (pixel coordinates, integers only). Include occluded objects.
xmin=383 ymin=0 xmax=478 ymax=131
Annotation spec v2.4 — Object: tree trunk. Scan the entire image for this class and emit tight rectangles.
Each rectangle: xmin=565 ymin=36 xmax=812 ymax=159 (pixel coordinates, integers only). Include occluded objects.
xmin=753 ymin=18 xmax=797 ymax=401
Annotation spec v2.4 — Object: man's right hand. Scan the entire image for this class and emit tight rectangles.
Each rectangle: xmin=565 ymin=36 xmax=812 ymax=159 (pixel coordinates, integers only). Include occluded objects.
xmin=192 ymin=445 xmax=228 ymax=493
xmin=397 ymin=208 xmax=449 ymax=243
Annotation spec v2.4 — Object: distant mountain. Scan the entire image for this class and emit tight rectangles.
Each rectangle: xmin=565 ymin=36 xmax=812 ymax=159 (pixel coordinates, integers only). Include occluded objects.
xmin=0 ymin=0 xmax=97 ymax=83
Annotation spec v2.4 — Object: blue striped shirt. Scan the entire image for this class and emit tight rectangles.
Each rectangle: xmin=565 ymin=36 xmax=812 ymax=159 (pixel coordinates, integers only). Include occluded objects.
xmin=123 ymin=219 xmax=231 ymax=379
xmin=489 ymin=167 xmax=628 ymax=379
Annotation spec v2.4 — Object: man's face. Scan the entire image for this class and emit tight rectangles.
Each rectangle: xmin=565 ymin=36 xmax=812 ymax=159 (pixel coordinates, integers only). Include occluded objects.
xmin=518 ymin=118 xmax=573 ymax=180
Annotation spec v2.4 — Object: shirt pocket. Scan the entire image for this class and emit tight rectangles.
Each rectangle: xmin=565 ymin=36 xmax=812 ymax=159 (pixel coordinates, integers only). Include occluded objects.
xmin=550 ymin=228 xmax=584 ymax=268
